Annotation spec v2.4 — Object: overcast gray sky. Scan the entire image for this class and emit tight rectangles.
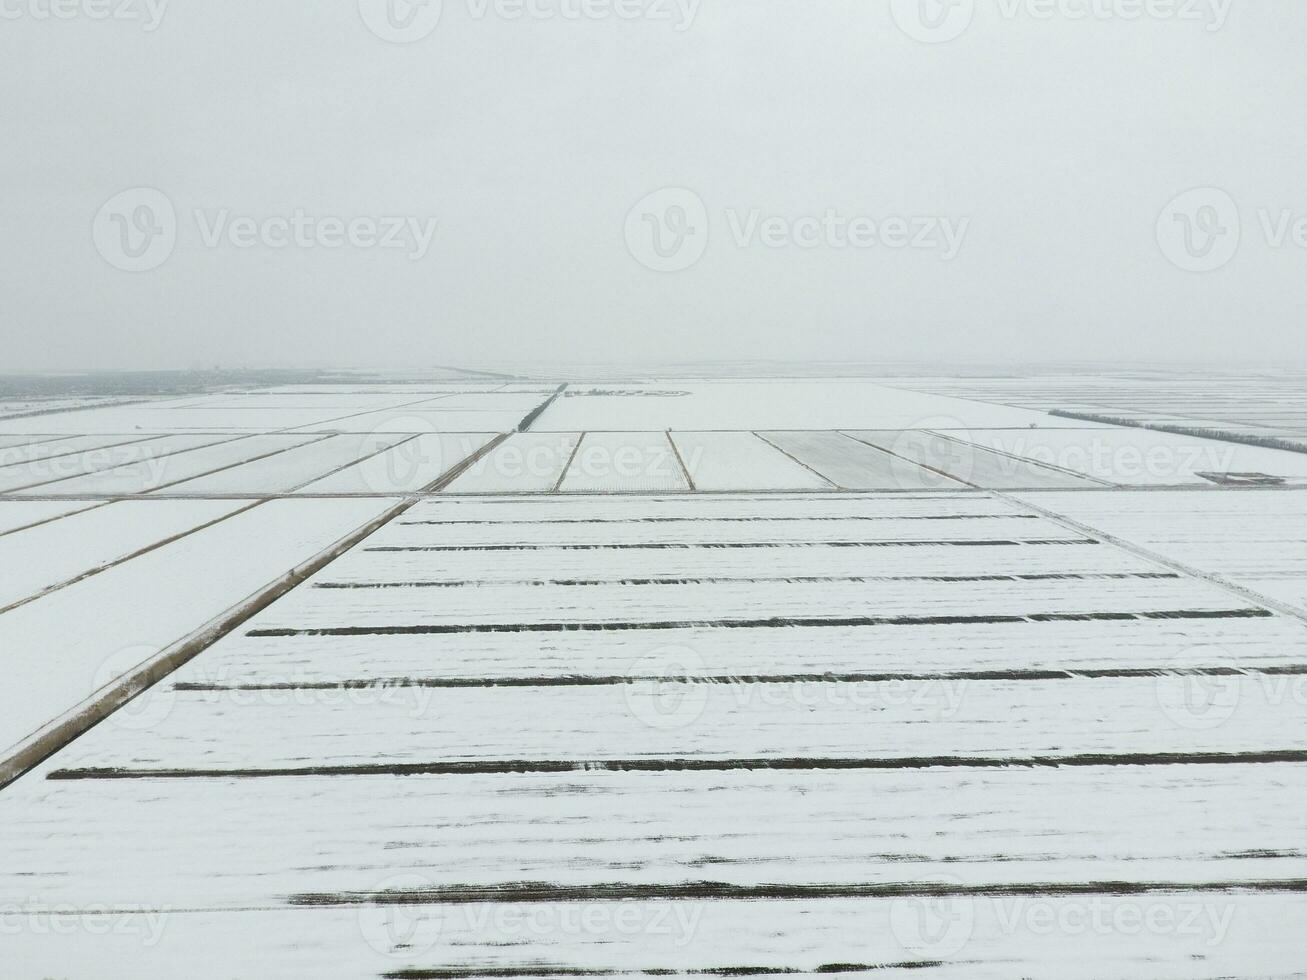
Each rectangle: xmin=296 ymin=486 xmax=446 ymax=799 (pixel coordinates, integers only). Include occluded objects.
xmin=2 ymin=0 xmax=1305 ymax=371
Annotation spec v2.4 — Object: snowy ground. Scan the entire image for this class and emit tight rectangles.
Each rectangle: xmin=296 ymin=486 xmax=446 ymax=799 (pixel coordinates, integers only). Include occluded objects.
xmin=1 ymin=372 xmax=1306 ymax=978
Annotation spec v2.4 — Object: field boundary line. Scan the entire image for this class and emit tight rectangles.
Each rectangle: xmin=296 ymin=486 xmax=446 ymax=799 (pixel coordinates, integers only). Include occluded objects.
xmin=752 ymin=432 xmax=841 ymax=489
xmin=665 ymin=431 xmax=696 ymax=492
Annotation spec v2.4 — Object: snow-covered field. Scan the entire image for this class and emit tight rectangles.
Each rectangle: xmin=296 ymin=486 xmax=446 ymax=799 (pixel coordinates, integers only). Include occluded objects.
xmin=1 ymin=373 xmax=1305 ymax=978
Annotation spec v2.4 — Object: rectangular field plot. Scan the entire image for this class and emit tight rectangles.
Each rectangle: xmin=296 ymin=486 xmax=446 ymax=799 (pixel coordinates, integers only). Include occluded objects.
xmin=194 ymin=614 xmax=1307 ymax=687
xmin=60 ymin=672 xmax=1307 ymax=772
xmin=442 ymin=432 xmax=582 ymax=493
xmin=0 ymin=434 xmax=233 ymax=494
xmin=162 ymin=433 xmax=409 ymax=494
xmin=252 ymin=493 xmax=1267 ymax=632
xmin=0 ymin=499 xmax=247 ymax=609
xmin=170 ymin=392 xmax=469 ymax=411
xmin=323 ymin=540 xmax=1174 ymax=585
xmin=761 ymin=431 xmax=965 ymax=490
xmin=373 ymin=512 xmax=1056 ymax=548
xmin=404 ymin=491 xmax=1003 ymax=522
xmin=299 ymin=433 xmax=497 ymax=493
xmin=0 ymin=497 xmax=396 ymax=759
xmin=253 ymin=573 xmax=1252 ymax=630
xmin=671 ymin=431 xmax=834 ymax=491
xmin=1020 ymin=488 xmax=1307 ymax=615
xmin=417 ymin=392 xmax=552 ymax=412
xmin=558 ymin=432 xmax=691 ymax=493
xmin=534 ymin=380 xmax=1065 ymax=430
xmin=6 ymin=763 xmax=1307 ymax=907
xmin=296 ymin=408 xmax=535 ymax=434
xmin=0 ymin=407 xmax=375 ymax=434
xmin=27 ymin=434 xmax=319 ymax=495
xmin=952 ymin=427 xmax=1307 ymax=486
xmin=847 ymin=430 xmax=1103 ymax=489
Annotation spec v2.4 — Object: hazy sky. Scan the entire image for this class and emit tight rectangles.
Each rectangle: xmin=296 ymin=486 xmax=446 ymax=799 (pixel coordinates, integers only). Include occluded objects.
xmin=2 ymin=0 xmax=1305 ymax=370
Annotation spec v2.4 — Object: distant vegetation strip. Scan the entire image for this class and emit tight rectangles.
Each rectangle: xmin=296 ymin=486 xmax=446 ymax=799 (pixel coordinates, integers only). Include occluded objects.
xmin=1049 ymin=409 xmax=1307 ymax=455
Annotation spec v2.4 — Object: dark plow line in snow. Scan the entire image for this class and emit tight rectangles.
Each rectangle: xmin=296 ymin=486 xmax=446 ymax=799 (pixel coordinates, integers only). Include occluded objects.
xmin=169 ymin=662 xmax=1307 ymax=693
xmin=312 ymin=572 xmax=1182 ymax=589
xmin=295 ymin=878 xmax=1307 ymax=908
xmin=364 ymin=539 xmax=1102 ymax=552
xmin=49 ymin=749 xmax=1307 ymax=781
xmin=382 ymin=964 xmax=945 ymax=980
xmin=171 ymin=663 xmax=1307 ymax=695
xmin=395 ymin=514 xmax=1044 ymax=525
xmin=244 ymin=608 xmax=1272 ymax=638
